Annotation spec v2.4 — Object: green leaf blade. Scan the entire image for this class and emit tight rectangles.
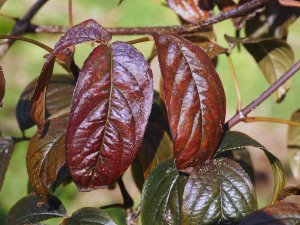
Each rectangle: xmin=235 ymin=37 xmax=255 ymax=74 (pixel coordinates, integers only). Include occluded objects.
xmin=7 ymin=194 xmax=67 ymax=225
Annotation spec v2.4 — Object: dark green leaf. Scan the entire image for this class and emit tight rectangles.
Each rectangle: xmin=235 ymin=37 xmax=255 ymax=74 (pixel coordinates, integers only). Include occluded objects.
xmin=27 ymin=115 xmax=68 ymax=203
xmin=239 ymin=202 xmax=300 ymax=225
xmin=7 ymin=193 xmax=66 ymax=225
xmin=141 ymin=159 xmax=187 ymax=225
xmin=182 ymin=158 xmax=257 ymax=225
xmin=62 ymin=208 xmax=116 ymax=225
xmin=131 ymin=158 xmax=144 ymax=192
xmin=0 ymin=136 xmax=14 ymax=190
xmin=103 ymin=208 xmax=126 ymax=225
xmin=225 ymin=36 xmax=294 ymax=102
xmin=16 ymin=75 xmax=74 ymax=132
xmin=287 ymin=109 xmax=300 ymax=180
xmin=215 ymin=131 xmax=285 ymax=204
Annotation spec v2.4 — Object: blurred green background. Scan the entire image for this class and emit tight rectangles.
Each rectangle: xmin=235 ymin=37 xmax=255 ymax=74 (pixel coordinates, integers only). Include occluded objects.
xmin=0 ymin=0 xmax=300 ymax=224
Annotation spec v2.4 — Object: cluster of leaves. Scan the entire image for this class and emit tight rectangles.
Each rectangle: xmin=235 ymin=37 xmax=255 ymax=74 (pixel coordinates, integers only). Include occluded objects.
xmin=0 ymin=0 xmax=300 ymax=224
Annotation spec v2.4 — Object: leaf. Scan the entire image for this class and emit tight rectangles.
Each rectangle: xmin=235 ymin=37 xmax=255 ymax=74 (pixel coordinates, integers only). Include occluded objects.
xmin=103 ymin=208 xmax=126 ymax=225
xmin=139 ymin=123 xmax=173 ymax=178
xmin=27 ymin=115 xmax=68 ymax=203
xmin=66 ymin=42 xmax=153 ymax=191
xmin=138 ymin=92 xmax=173 ymax=178
xmin=0 ymin=66 xmax=5 ymax=107
xmin=239 ymin=202 xmax=300 ymax=225
xmin=287 ymin=109 xmax=300 ymax=180
xmin=245 ymin=2 xmax=300 ymax=39
xmin=7 ymin=193 xmax=67 ymax=225
xmin=0 ymin=136 xmax=14 ymax=190
xmin=16 ymin=75 xmax=75 ymax=131
xmin=62 ymin=208 xmax=116 ymax=225
xmin=141 ymin=159 xmax=187 ymax=225
xmin=167 ymin=0 xmax=210 ymax=23
xmin=31 ymin=55 xmax=56 ymax=135
xmin=154 ymin=33 xmax=226 ymax=170
xmin=225 ymin=36 xmax=294 ymax=102
xmin=53 ymin=19 xmax=112 ymax=56
xmin=182 ymin=158 xmax=257 ymax=225
xmin=183 ymin=28 xmax=227 ymax=59
xmin=215 ymin=131 xmax=286 ymax=204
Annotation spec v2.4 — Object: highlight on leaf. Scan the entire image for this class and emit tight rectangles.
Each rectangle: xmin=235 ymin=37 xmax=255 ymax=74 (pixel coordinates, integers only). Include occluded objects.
xmin=66 ymin=41 xmax=153 ymax=191
xmin=27 ymin=115 xmax=68 ymax=203
xmin=215 ymin=131 xmax=286 ymax=204
xmin=154 ymin=32 xmax=226 ymax=170
xmin=53 ymin=19 xmax=112 ymax=56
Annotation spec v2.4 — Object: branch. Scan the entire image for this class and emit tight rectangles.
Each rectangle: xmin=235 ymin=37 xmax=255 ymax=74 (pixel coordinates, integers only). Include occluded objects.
xmin=117 ymin=177 xmax=135 ymax=225
xmin=33 ymin=0 xmax=272 ymax=35
xmin=0 ymin=0 xmax=49 ymax=57
xmin=225 ymin=60 xmax=300 ymax=129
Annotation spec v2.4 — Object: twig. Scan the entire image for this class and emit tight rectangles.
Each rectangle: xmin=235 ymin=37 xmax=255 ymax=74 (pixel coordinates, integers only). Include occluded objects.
xmin=0 ymin=12 xmax=18 ymax=21
xmin=226 ymin=60 xmax=300 ymax=129
xmin=0 ymin=34 xmax=53 ymax=52
xmin=226 ymin=54 xmax=242 ymax=112
xmin=68 ymin=0 xmax=73 ymax=28
xmin=126 ymin=36 xmax=153 ymax=45
xmin=0 ymin=0 xmax=50 ymax=57
xmin=33 ymin=0 xmax=271 ymax=35
xmin=244 ymin=117 xmax=300 ymax=126
xmin=117 ymin=177 xmax=134 ymax=225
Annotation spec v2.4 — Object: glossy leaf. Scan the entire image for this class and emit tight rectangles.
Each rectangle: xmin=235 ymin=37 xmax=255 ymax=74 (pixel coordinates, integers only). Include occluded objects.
xmin=225 ymin=36 xmax=294 ymax=102
xmin=0 ymin=136 xmax=14 ymax=190
xmin=31 ymin=55 xmax=56 ymax=134
xmin=239 ymin=202 xmax=300 ymax=225
xmin=16 ymin=75 xmax=75 ymax=131
xmin=141 ymin=159 xmax=187 ymax=225
xmin=182 ymin=158 xmax=257 ymax=225
xmin=287 ymin=109 xmax=300 ymax=180
xmin=53 ymin=19 xmax=112 ymax=56
xmin=7 ymin=193 xmax=67 ymax=225
xmin=27 ymin=115 xmax=68 ymax=203
xmin=62 ymin=208 xmax=116 ymax=225
xmin=66 ymin=42 xmax=153 ymax=191
xmin=215 ymin=131 xmax=285 ymax=204
xmin=0 ymin=66 xmax=5 ymax=107
xmin=167 ymin=0 xmax=210 ymax=23
xmin=154 ymin=33 xmax=226 ymax=170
